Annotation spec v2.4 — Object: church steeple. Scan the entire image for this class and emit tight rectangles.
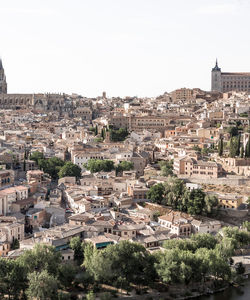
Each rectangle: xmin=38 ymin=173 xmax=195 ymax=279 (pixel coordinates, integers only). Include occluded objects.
xmin=212 ymin=59 xmax=221 ymax=72
xmin=0 ymin=58 xmax=7 ymax=94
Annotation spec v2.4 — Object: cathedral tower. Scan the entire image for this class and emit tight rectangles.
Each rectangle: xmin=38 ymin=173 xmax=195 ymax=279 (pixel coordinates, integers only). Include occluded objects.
xmin=0 ymin=59 xmax=7 ymax=94
xmin=211 ymin=59 xmax=222 ymax=92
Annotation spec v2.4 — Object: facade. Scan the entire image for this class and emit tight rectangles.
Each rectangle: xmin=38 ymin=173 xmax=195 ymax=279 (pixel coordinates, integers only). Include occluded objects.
xmin=211 ymin=60 xmax=250 ymax=93
xmin=174 ymin=156 xmax=221 ymax=178
xmin=0 ymin=59 xmax=7 ymax=94
xmin=171 ymin=88 xmax=193 ymax=102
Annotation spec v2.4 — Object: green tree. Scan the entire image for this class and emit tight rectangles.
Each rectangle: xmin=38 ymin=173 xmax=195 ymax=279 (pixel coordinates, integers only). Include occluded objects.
xmin=58 ymin=263 xmax=78 ymax=290
xmin=159 ymin=160 xmax=173 ymax=177
xmin=17 ymin=244 xmax=61 ymax=276
xmin=204 ymin=194 xmax=218 ymax=215
xmin=229 ymin=136 xmax=240 ymax=158
xmin=0 ymin=258 xmax=27 ymax=299
xmin=30 ymin=151 xmax=44 ymax=164
xmin=26 ymin=270 xmax=58 ymax=300
xmin=187 ymin=189 xmax=205 ymax=215
xmin=84 ymin=241 xmax=156 ymax=290
xmin=218 ymin=138 xmax=223 ymax=156
xmin=147 ymin=183 xmax=165 ymax=204
xmin=240 ymin=145 xmax=244 ymax=158
xmin=101 ymin=128 xmax=106 ymax=139
xmin=110 ymin=128 xmax=128 ymax=142
xmin=86 ymin=291 xmax=96 ymax=300
xmin=70 ymin=236 xmax=84 ymax=264
xmin=11 ymin=238 xmax=20 ymax=250
xmin=94 ymin=125 xmax=98 ymax=136
xmin=84 ymin=159 xmax=115 ymax=173
xmin=116 ymin=161 xmax=134 ymax=174
xmin=245 ymin=140 xmax=250 ymax=158
xmin=227 ymin=126 xmax=238 ymax=137
xmin=58 ymin=162 xmax=82 ymax=178
xmin=242 ymin=220 xmax=250 ymax=232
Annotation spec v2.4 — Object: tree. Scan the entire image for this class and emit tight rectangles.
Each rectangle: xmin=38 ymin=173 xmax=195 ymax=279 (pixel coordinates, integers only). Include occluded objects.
xmin=159 ymin=160 xmax=173 ymax=177
xmin=17 ymin=244 xmax=61 ymax=276
xmin=86 ymin=291 xmax=96 ymax=300
xmin=101 ymin=128 xmax=106 ymax=139
xmin=242 ymin=220 xmax=250 ymax=231
xmin=245 ymin=140 xmax=250 ymax=158
xmin=147 ymin=183 xmax=165 ymax=204
xmin=235 ymin=262 xmax=245 ymax=275
xmin=84 ymin=159 xmax=115 ymax=173
xmin=84 ymin=241 xmax=156 ymax=290
xmin=240 ymin=145 xmax=244 ymax=158
xmin=58 ymin=263 xmax=78 ymax=290
xmin=218 ymin=138 xmax=223 ymax=156
xmin=229 ymin=136 xmax=240 ymax=158
xmin=30 ymin=151 xmax=44 ymax=164
xmin=204 ymin=194 xmax=218 ymax=215
xmin=110 ymin=128 xmax=128 ymax=142
xmin=26 ymin=270 xmax=58 ymax=300
xmin=58 ymin=162 xmax=82 ymax=178
xmin=116 ymin=161 xmax=133 ymax=174
xmin=227 ymin=126 xmax=238 ymax=137
xmin=0 ymin=258 xmax=27 ymax=299
xmin=191 ymin=233 xmax=218 ymax=250
xmin=41 ymin=157 xmax=65 ymax=179
xmin=11 ymin=238 xmax=20 ymax=250
xmin=186 ymin=189 xmax=205 ymax=216
xmin=70 ymin=236 xmax=84 ymax=264
xmin=94 ymin=125 xmax=98 ymax=136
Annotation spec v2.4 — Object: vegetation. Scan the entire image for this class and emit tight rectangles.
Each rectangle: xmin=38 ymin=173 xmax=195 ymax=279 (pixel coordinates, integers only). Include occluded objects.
xmin=245 ymin=139 xmax=250 ymax=158
xmin=229 ymin=135 xmax=241 ymax=158
xmin=109 ymin=128 xmax=128 ymax=142
xmin=58 ymin=162 xmax=82 ymax=179
xmin=29 ymin=151 xmax=81 ymax=179
xmin=158 ymin=160 xmax=174 ymax=176
xmin=218 ymin=138 xmax=223 ymax=156
xmin=84 ymin=159 xmax=115 ymax=173
xmin=147 ymin=177 xmax=218 ymax=216
xmin=116 ymin=161 xmax=134 ymax=174
xmin=0 ymin=230 xmax=250 ymax=298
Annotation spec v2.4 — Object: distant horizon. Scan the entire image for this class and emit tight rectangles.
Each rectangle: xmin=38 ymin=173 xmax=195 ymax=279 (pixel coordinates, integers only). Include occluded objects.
xmin=1 ymin=0 xmax=250 ymax=98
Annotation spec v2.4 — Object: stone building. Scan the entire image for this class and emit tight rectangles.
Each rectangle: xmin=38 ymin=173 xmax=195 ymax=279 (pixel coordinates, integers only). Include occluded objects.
xmin=0 ymin=59 xmax=7 ymax=94
xmin=211 ymin=60 xmax=250 ymax=93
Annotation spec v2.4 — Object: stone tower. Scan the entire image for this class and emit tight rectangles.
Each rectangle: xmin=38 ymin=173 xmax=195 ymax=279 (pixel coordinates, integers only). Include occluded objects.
xmin=0 ymin=59 xmax=7 ymax=94
xmin=211 ymin=59 xmax=222 ymax=92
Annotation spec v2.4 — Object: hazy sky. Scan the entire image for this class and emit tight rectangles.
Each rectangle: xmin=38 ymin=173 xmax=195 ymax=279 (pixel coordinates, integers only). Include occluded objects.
xmin=1 ymin=0 xmax=250 ymax=97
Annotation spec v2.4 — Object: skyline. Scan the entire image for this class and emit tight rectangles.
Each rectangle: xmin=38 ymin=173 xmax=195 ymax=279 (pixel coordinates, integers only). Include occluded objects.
xmin=1 ymin=0 xmax=250 ymax=97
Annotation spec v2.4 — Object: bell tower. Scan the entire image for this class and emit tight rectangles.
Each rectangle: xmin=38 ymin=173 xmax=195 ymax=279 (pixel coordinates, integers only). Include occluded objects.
xmin=211 ymin=59 xmax=222 ymax=92
xmin=0 ymin=59 xmax=7 ymax=94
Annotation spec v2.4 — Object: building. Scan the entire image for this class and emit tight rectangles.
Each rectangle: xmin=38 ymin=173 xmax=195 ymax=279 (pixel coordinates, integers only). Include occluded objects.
xmin=0 ymin=59 xmax=7 ymax=94
xmin=174 ymin=156 xmax=221 ymax=178
xmin=171 ymin=88 xmax=194 ymax=102
xmin=211 ymin=60 xmax=250 ymax=93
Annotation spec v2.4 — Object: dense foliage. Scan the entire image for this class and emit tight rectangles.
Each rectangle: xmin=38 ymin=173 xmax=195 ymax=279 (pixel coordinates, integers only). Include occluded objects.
xmin=0 ymin=229 xmax=250 ymax=299
xmin=158 ymin=160 xmax=174 ymax=176
xmin=29 ymin=151 xmax=81 ymax=179
xmin=109 ymin=128 xmax=128 ymax=142
xmin=147 ymin=177 xmax=218 ymax=216
xmin=84 ymin=159 xmax=115 ymax=173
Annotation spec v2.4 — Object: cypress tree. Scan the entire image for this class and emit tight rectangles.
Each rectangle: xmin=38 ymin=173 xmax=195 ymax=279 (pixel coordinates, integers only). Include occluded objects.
xmin=240 ymin=146 xmax=244 ymax=158
xmin=94 ymin=125 xmax=98 ymax=136
xmin=218 ymin=138 xmax=223 ymax=156
xmin=245 ymin=140 xmax=250 ymax=158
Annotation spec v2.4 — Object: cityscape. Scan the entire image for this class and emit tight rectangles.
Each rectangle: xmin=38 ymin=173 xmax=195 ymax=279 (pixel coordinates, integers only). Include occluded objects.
xmin=1 ymin=1 xmax=250 ymax=300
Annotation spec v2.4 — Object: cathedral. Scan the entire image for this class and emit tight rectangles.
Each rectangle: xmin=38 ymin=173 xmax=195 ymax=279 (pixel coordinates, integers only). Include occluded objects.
xmin=211 ymin=60 xmax=250 ymax=93
xmin=0 ymin=59 xmax=7 ymax=94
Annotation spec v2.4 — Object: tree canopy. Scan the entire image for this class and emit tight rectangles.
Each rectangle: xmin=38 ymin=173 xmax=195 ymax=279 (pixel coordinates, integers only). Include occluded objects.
xmin=58 ymin=162 xmax=82 ymax=178
xmin=84 ymin=159 xmax=115 ymax=173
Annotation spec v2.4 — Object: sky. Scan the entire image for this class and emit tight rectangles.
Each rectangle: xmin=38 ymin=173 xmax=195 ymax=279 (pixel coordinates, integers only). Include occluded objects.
xmin=0 ymin=0 xmax=250 ymax=98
